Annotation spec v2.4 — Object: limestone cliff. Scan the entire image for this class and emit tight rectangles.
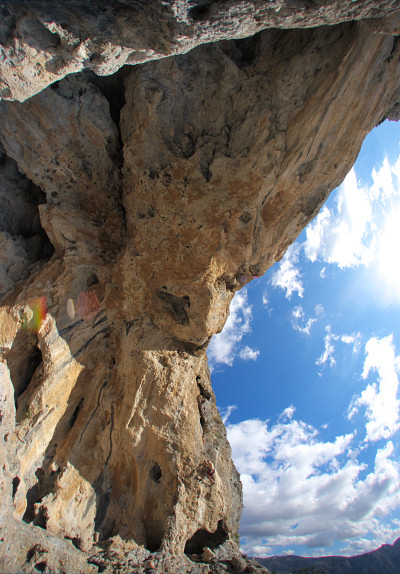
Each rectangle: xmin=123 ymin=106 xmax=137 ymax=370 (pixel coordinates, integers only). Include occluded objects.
xmin=0 ymin=2 xmax=400 ymax=573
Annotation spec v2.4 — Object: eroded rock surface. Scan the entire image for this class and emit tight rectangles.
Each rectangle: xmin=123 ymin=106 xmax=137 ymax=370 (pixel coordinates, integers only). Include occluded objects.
xmin=0 ymin=3 xmax=400 ymax=573
xmin=2 ymin=0 xmax=400 ymax=102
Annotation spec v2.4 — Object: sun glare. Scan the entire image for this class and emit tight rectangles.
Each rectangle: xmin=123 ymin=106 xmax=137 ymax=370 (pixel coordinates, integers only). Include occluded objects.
xmin=376 ymin=205 xmax=400 ymax=304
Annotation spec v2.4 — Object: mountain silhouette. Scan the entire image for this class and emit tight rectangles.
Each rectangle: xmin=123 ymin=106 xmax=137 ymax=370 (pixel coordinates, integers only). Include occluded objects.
xmin=256 ymin=538 xmax=400 ymax=573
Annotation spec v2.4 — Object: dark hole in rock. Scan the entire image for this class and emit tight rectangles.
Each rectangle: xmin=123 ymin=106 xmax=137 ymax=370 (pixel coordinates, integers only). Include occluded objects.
xmin=98 ymin=518 xmax=116 ymax=542
xmin=249 ymin=264 xmax=261 ymax=277
xmin=87 ymin=273 xmax=99 ymax=287
xmin=7 ymin=331 xmax=42 ymax=408
xmin=189 ymin=3 xmax=212 ymax=21
xmin=93 ymin=473 xmax=111 ymax=534
xmin=69 ymin=397 xmax=84 ymax=430
xmin=197 ymin=377 xmax=211 ymax=400
xmin=26 ymin=548 xmax=35 ymax=563
xmin=35 ymin=467 xmax=45 ymax=482
xmin=0 ymin=148 xmax=54 ymax=300
xmin=239 ymin=211 xmax=252 ymax=224
xmin=150 ymin=462 xmax=162 ymax=482
xmin=34 ymin=561 xmax=46 ymax=572
xmin=185 ymin=520 xmax=228 ymax=555
xmin=145 ymin=533 xmax=163 ymax=553
xmin=197 ymin=384 xmax=210 ymax=431
xmin=231 ymin=33 xmax=261 ymax=67
xmin=88 ymin=558 xmax=106 ymax=573
xmin=26 ymin=544 xmax=46 ymax=564
xmin=83 ymin=66 xmax=131 ymax=129
xmin=12 ymin=476 xmax=20 ymax=498
xmin=158 ymin=291 xmax=190 ymax=325
xmin=65 ymin=536 xmax=83 ymax=550
xmin=199 ymin=407 xmax=206 ymax=430
xmin=23 ymin=477 xmax=45 ymax=524
xmin=33 ymin=506 xmax=48 ymax=530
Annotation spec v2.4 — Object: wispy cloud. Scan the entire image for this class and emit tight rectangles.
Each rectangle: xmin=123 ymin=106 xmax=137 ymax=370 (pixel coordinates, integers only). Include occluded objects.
xmin=316 ymin=326 xmax=361 ymax=369
xmin=270 ymin=244 xmax=304 ymax=299
xmin=227 ymin=411 xmax=400 ymax=557
xmin=291 ymin=305 xmax=317 ymax=336
xmin=207 ymin=290 xmax=259 ymax=370
xmin=316 ymin=326 xmax=337 ymax=367
xmin=219 ymin=404 xmax=237 ymax=425
xmin=349 ymin=334 xmax=400 ymax=442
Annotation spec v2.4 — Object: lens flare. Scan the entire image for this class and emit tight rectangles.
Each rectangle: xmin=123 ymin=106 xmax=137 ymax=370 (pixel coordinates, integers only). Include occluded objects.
xmin=23 ymin=297 xmax=48 ymax=332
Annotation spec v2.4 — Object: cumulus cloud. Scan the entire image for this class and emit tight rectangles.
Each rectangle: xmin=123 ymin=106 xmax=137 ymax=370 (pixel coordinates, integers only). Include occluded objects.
xmin=304 ymin=168 xmax=374 ymax=268
xmin=370 ymin=157 xmax=398 ymax=201
xmin=269 ymin=155 xmax=400 ymax=303
xmin=270 ymin=244 xmax=304 ymax=299
xmin=227 ymin=411 xmax=400 ymax=557
xmin=239 ymin=346 xmax=260 ymax=361
xmin=316 ymin=326 xmax=361 ymax=369
xmin=349 ymin=335 xmax=400 ymax=442
xmin=302 ymin=156 xmax=400 ymax=306
xmin=207 ymin=290 xmax=259 ymax=370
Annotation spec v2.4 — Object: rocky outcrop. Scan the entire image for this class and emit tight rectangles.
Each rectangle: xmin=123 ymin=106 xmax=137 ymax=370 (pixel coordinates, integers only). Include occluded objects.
xmin=2 ymin=0 xmax=400 ymax=102
xmin=0 ymin=2 xmax=400 ymax=573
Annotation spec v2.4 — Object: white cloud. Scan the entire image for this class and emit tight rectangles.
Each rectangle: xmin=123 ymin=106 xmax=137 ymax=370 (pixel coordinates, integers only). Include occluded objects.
xmin=270 ymin=244 xmax=304 ymax=299
xmin=316 ymin=326 xmax=337 ymax=367
xmin=290 ymin=305 xmax=317 ymax=336
xmin=316 ymin=326 xmax=361 ymax=369
xmin=341 ymin=518 xmax=400 ymax=556
xmin=239 ymin=346 xmax=260 ymax=361
xmin=207 ymin=290 xmax=259 ymax=370
xmin=302 ymin=155 xmax=400 ymax=306
xmin=227 ymin=411 xmax=400 ymax=557
xmin=370 ymin=157 xmax=397 ymax=201
xmin=219 ymin=404 xmax=237 ymax=425
xmin=304 ymin=168 xmax=374 ymax=269
xmin=349 ymin=335 xmax=400 ymax=442
xmin=376 ymin=205 xmax=400 ymax=305
xmin=279 ymin=405 xmax=296 ymax=422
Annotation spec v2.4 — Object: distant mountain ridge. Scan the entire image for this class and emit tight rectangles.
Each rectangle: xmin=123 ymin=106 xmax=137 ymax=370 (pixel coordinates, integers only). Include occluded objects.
xmin=255 ymin=538 xmax=400 ymax=573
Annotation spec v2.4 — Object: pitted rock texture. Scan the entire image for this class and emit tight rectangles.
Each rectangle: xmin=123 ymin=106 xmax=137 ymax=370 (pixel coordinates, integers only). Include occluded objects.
xmin=0 ymin=5 xmax=400 ymax=574
xmin=1 ymin=0 xmax=400 ymax=102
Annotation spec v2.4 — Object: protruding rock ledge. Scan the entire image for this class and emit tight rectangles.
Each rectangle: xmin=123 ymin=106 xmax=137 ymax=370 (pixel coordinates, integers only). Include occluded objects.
xmin=1 ymin=0 xmax=400 ymax=102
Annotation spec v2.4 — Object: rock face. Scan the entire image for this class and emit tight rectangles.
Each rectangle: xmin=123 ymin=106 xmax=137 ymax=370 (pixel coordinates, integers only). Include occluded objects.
xmin=2 ymin=0 xmax=400 ymax=103
xmin=0 ymin=2 xmax=400 ymax=573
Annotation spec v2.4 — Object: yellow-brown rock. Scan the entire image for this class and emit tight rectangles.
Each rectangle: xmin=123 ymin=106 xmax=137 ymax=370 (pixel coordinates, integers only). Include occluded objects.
xmin=0 ymin=4 xmax=400 ymax=574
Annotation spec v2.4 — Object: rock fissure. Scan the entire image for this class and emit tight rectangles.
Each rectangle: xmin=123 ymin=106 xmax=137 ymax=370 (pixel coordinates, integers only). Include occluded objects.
xmin=1 ymin=3 xmax=400 ymax=573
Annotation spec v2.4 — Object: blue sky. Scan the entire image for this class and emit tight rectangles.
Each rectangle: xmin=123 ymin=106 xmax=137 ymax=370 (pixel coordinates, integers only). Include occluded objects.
xmin=208 ymin=120 xmax=400 ymax=558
